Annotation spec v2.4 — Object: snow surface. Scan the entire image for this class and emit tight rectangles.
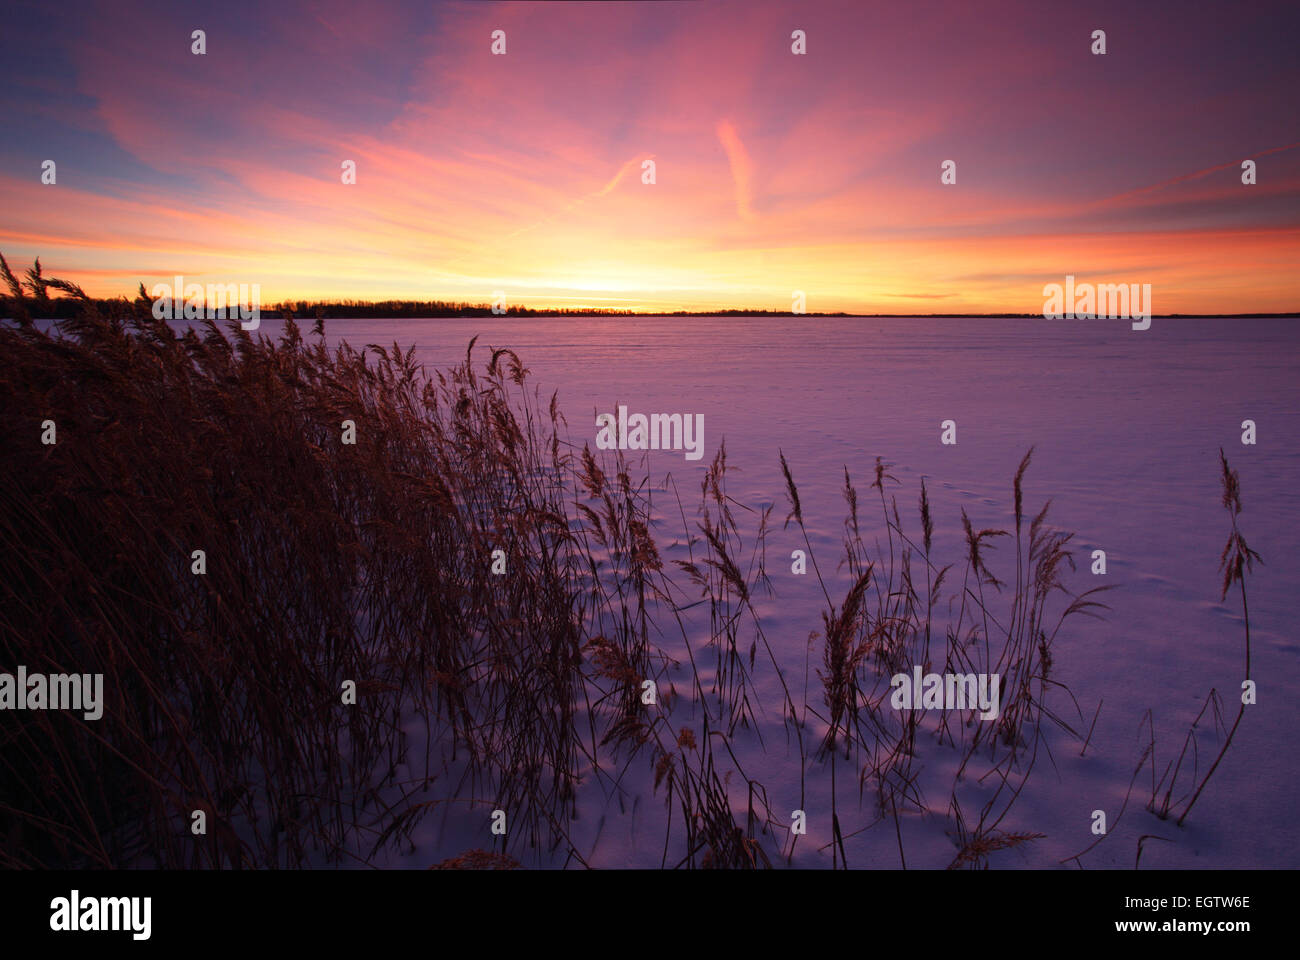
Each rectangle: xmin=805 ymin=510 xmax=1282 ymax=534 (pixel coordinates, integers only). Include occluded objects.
xmin=246 ymin=316 xmax=1300 ymax=868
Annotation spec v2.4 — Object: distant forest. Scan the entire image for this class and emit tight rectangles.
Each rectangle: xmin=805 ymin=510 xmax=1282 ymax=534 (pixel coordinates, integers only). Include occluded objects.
xmin=13 ymin=294 xmax=855 ymax=320
xmin=11 ymin=296 xmax=1298 ymax=321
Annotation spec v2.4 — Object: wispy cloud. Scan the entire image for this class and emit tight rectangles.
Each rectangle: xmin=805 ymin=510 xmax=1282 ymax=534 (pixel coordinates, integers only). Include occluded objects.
xmin=715 ymin=120 xmax=755 ymax=221
xmin=1096 ymin=141 xmax=1300 ymax=208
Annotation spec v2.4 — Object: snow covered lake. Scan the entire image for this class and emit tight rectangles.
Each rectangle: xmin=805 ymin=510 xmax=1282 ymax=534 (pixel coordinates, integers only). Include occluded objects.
xmin=247 ymin=314 xmax=1300 ymax=868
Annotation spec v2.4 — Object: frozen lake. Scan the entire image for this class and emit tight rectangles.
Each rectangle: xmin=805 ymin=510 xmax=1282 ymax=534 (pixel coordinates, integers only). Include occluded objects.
xmin=213 ymin=315 xmax=1300 ymax=867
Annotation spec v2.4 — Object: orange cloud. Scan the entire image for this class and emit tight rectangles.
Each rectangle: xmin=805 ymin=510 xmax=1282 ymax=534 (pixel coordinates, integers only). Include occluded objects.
xmin=715 ymin=120 xmax=756 ymax=221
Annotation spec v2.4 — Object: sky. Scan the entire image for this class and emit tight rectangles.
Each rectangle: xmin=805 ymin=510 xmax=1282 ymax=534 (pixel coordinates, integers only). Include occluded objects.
xmin=1 ymin=0 xmax=1297 ymax=314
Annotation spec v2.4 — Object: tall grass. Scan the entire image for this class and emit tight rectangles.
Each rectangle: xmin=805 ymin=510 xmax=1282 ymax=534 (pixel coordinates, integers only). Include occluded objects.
xmin=1136 ymin=449 xmax=1260 ymax=830
xmin=1 ymin=283 xmax=609 ymax=865
xmin=780 ymin=448 xmax=1113 ymax=868
xmin=2 ymin=262 xmax=1132 ymax=869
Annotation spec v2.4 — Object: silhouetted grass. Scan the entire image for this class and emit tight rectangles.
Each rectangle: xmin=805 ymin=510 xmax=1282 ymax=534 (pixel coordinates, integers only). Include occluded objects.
xmin=1 ymin=280 xmax=611 ymax=865
xmin=2 ymin=261 xmax=1128 ymax=870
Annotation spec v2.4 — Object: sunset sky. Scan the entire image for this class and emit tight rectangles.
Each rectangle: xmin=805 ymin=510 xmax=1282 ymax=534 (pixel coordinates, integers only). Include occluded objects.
xmin=2 ymin=0 xmax=1297 ymax=313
